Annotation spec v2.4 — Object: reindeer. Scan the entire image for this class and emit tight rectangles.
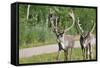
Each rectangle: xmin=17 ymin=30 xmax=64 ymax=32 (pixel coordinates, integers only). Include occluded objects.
xmin=48 ymin=9 xmax=75 ymax=61
xmin=76 ymin=17 xmax=95 ymax=60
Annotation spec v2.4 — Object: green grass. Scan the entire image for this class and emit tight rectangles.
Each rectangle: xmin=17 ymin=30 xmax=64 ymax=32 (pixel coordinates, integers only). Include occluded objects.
xmin=19 ymin=25 xmax=57 ymax=49
xmin=19 ymin=47 xmax=96 ymax=64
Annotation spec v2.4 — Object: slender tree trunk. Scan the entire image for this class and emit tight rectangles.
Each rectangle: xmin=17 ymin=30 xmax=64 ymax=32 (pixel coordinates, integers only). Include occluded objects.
xmin=27 ymin=5 xmax=30 ymax=20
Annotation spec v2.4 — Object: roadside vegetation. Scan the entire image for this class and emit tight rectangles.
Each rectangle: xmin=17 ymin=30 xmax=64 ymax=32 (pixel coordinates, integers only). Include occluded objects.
xmin=19 ymin=4 xmax=96 ymax=49
xmin=19 ymin=46 xmax=96 ymax=64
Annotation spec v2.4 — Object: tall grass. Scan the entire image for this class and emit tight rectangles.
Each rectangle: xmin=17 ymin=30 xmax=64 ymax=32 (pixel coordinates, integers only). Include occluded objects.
xmin=19 ymin=24 xmax=56 ymax=49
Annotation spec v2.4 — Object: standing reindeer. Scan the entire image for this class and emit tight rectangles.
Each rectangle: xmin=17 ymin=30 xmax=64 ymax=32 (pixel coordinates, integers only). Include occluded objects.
xmin=48 ymin=9 xmax=75 ymax=61
xmin=76 ymin=17 xmax=95 ymax=60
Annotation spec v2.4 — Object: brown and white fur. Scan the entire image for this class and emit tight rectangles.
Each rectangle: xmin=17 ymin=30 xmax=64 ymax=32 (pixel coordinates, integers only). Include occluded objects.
xmin=56 ymin=33 xmax=75 ymax=61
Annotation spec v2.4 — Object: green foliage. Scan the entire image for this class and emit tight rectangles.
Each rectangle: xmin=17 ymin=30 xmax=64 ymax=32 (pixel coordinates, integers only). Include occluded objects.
xmin=19 ymin=4 xmax=96 ymax=48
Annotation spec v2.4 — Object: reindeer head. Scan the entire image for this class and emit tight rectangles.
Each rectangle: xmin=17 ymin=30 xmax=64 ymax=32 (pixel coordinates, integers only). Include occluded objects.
xmin=48 ymin=9 xmax=75 ymax=40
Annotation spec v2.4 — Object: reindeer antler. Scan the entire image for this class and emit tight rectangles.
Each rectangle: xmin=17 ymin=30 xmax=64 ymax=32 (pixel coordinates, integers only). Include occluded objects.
xmin=77 ymin=18 xmax=95 ymax=33
xmin=69 ymin=10 xmax=75 ymax=21
xmin=77 ymin=17 xmax=84 ymax=33
xmin=90 ymin=20 xmax=95 ymax=33
xmin=64 ymin=9 xmax=75 ymax=32
xmin=48 ymin=9 xmax=59 ymax=34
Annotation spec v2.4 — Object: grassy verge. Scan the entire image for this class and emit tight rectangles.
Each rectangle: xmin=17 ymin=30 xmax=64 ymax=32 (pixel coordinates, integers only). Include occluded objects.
xmin=19 ymin=47 xmax=96 ymax=64
xmin=19 ymin=41 xmax=56 ymax=49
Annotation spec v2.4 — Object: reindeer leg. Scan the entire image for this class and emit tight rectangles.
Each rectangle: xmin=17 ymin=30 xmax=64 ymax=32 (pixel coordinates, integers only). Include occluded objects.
xmin=83 ymin=48 xmax=85 ymax=60
xmin=56 ymin=50 xmax=60 ymax=60
xmin=86 ymin=47 xmax=88 ymax=60
xmin=56 ymin=42 xmax=62 ymax=61
xmin=81 ymin=47 xmax=85 ymax=60
xmin=89 ymin=43 xmax=92 ymax=60
xmin=56 ymin=49 xmax=61 ymax=61
xmin=64 ymin=50 xmax=67 ymax=61
xmin=64 ymin=49 xmax=68 ymax=61
xmin=69 ymin=48 xmax=72 ymax=61
xmin=80 ymin=41 xmax=85 ymax=60
xmin=90 ymin=44 xmax=93 ymax=59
